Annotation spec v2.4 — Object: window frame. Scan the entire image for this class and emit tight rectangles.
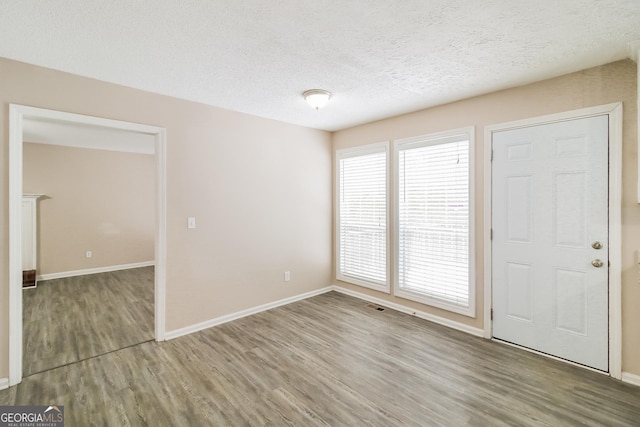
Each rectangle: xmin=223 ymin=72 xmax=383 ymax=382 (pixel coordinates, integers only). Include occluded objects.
xmin=335 ymin=141 xmax=391 ymax=293
xmin=393 ymin=127 xmax=476 ymax=317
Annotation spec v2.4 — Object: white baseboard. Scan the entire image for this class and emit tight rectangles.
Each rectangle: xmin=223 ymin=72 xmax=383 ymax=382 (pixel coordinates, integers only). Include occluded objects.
xmin=331 ymin=285 xmax=485 ymax=338
xmin=165 ymin=286 xmax=334 ymax=340
xmin=37 ymin=261 xmax=155 ymax=281
xmin=621 ymin=372 xmax=640 ymax=387
xmin=0 ymin=378 xmax=8 ymax=390
xmin=165 ymin=284 xmax=485 ymax=342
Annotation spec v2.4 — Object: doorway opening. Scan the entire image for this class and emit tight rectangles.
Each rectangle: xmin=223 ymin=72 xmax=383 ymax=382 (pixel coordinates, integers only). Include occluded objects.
xmin=9 ymin=105 xmax=167 ymax=386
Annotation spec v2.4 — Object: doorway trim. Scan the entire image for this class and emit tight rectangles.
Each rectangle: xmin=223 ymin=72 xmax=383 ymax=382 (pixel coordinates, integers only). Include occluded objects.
xmin=9 ymin=105 xmax=167 ymax=386
xmin=483 ymin=102 xmax=623 ymax=379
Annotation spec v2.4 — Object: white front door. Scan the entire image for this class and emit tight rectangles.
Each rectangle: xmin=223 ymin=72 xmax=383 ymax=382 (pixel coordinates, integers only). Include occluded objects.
xmin=491 ymin=115 xmax=609 ymax=371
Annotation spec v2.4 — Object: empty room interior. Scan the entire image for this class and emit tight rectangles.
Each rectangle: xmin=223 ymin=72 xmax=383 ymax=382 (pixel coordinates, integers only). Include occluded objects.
xmin=1 ymin=1 xmax=640 ymax=425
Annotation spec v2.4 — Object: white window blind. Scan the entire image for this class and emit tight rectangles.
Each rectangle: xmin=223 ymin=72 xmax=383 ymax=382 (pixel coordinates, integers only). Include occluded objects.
xmin=337 ymin=146 xmax=387 ymax=288
xmin=397 ymin=135 xmax=470 ymax=309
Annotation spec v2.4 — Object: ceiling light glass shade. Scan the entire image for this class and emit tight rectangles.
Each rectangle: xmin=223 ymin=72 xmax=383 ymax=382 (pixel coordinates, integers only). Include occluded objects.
xmin=303 ymin=89 xmax=332 ymax=110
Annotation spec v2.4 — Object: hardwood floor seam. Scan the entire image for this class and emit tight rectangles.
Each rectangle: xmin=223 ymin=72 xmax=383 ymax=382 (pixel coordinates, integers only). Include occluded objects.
xmin=23 ymin=338 xmax=155 ymax=379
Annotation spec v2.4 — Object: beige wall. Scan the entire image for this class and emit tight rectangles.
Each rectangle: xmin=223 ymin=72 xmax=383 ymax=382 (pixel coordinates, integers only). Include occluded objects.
xmin=2 ymin=56 xmax=637 ymax=380
xmin=332 ymin=59 xmax=639 ymax=375
xmin=23 ymin=142 xmax=155 ymax=275
xmin=0 ymin=58 xmax=333 ymax=378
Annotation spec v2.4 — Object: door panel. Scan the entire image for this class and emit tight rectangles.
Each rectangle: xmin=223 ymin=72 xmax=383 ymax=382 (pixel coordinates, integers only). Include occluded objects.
xmin=492 ymin=115 xmax=608 ymax=371
xmin=506 ymin=176 xmax=532 ymax=243
xmin=506 ymin=262 xmax=532 ymax=321
xmin=554 ymin=268 xmax=587 ymax=334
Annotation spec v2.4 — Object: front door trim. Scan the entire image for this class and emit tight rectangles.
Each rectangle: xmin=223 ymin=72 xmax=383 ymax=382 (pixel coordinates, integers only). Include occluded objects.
xmin=483 ymin=102 xmax=622 ymax=379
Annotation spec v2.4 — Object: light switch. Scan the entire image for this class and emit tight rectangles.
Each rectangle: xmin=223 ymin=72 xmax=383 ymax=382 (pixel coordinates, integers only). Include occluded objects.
xmin=188 ymin=217 xmax=196 ymax=229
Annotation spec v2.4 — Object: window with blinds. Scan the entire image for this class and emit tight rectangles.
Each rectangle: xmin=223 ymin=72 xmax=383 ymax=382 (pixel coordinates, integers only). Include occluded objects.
xmin=395 ymin=129 xmax=474 ymax=316
xmin=336 ymin=143 xmax=388 ymax=291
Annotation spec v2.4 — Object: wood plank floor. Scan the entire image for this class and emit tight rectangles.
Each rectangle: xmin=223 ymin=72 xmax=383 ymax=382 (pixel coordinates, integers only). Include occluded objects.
xmin=3 ymin=291 xmax=640 ymax=426
xmin=22 ymin=267 xmax=154 ymax=376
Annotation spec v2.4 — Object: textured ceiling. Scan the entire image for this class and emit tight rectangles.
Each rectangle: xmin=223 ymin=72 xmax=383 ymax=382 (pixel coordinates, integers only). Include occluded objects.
xmin=1 ymin=1 xmax=639 ymax=131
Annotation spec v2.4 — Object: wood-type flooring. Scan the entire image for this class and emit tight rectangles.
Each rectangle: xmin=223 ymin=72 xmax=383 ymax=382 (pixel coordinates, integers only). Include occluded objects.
xmin=22 ymin=267 xmax=154 ymax=376
xmin=3 ymin=290 xmax=640 ymax=426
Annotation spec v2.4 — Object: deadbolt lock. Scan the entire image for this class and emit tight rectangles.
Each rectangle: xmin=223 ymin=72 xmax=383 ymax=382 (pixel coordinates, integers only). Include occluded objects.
xmin=592 ymin=241 xmax=603 ymax=250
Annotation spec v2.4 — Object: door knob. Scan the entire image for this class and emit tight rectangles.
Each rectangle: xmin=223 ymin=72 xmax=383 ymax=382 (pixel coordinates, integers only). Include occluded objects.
xmin=592 ymin=241 xmax=603 ymax=250
xmin=591 ymin=259 xmax=603 ymax=268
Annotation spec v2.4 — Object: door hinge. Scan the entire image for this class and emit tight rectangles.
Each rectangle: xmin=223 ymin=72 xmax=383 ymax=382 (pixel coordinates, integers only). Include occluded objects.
xmin=491 ymin=149 xmax=494 ymax=161
xmin=490 ymin=228 xmax=493 ymax=240
xmin=491 ymin=309 xmax=493 ymax=320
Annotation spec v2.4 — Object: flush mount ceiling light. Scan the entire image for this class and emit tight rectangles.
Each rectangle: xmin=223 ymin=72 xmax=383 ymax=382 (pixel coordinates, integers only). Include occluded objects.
xmin=303 ymin=89 xmax=332 ymax=110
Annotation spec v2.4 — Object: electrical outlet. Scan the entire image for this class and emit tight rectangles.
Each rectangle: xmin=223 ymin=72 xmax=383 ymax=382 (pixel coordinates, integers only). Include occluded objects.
xmin=188 ymin=217 xmax=196 ymax=229
xmin=86 ymin=251 xmax=92 ymax=258
xmin=284 ymin=271 xmax=291 ymax=282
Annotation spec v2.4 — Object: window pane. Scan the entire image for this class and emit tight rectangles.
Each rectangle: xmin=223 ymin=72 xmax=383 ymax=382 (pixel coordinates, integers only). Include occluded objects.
xmin=398 ymin=139 xmax=469 ymax=306
xmin=338 ymin=150 xmax=387 ymax=285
